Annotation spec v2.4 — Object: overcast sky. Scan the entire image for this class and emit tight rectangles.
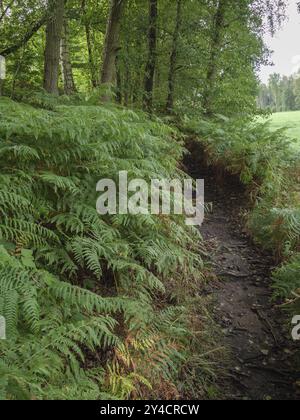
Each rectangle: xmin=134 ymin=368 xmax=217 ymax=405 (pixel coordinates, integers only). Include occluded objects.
xmin=259 ymin=0 xmax=300 ymax=83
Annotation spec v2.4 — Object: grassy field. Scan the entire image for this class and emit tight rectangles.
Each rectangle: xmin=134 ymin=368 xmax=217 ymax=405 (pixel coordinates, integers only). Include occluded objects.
xmin=267 ymin=111 xmax=300 ymax=144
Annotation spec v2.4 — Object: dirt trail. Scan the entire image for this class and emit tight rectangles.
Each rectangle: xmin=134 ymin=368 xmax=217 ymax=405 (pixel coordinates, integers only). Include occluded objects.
xmin=186 ymin=146 xmax=299 ymax=401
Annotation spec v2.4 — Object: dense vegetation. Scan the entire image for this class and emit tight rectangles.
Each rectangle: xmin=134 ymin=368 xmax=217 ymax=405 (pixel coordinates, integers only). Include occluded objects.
xmin=0 ymin=96 xmax=214 ymax=399
xmin=0 ymin=0 xmax=285 ymax=115
xmin=0 ymin=0 xmax=299 ymax=400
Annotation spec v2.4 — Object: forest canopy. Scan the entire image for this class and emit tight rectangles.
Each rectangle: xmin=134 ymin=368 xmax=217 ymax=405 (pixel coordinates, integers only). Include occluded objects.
xmin=0 ymin=0 xmax=286 ymax=116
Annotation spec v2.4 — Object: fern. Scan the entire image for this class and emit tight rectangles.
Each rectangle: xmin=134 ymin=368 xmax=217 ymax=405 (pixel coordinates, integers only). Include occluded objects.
xmin=0 ymin=97 xmax=204 ymax=400
xmin=272 ymin=255 xmax=300 ymax=305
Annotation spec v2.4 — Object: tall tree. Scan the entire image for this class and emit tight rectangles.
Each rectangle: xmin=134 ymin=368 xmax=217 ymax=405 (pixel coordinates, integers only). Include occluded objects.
xmin=101 ymin=0 xmax=126 ymax=87
xmin=43 ymin=0 xmax=65 ymax=94
xmin=143 ymin=0 xmax=158 ymax=113
xmin=81 ymin=0 xmax=97 ymax=88
xmin=202 ymin=0 xmax=228 ymax=116
xmin=269 ymin=73 xmax=282 ymax=111
xmin=60 ymin=17 xmax=77 ymax=95
xmin=166 ymin=0 xmax=182 ymax=113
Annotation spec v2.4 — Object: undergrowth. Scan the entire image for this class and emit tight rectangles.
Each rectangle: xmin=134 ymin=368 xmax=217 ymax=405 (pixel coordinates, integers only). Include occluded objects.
xmin=0 ymin=97 xmax=217 ymax=400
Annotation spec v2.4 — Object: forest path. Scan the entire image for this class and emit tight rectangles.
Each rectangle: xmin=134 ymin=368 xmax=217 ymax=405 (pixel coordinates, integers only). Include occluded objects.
xmin=186 ymin=145 xmax=299 ymax=400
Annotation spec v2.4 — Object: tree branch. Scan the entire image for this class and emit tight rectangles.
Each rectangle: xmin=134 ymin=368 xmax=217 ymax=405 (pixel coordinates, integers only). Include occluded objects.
xmin=0 ymin=12 xmax=48 ymax=57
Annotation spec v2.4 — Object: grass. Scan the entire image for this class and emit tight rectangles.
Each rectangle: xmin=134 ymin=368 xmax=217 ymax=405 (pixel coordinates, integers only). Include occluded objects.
xmin=267 ymin=111 xmax=300 ymax=147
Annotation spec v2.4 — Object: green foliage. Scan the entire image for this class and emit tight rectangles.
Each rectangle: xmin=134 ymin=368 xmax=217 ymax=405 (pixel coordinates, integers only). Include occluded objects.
xmin=185 ymin=115 xmax=293 ymax=184
xmin=0 ymin=0 xmax=285 ymax=116
xmin=272 ymin=254 xmax=300 ymax=317
xmin=258 ymin=71 xmax=300 ymax=113
xmin=272 ymin=254 xmax=300 ymax=302
xmin=0 ymin=98 xmax=204 ymax=400
xmin=0 ymin=244 xmax=120 ymax=398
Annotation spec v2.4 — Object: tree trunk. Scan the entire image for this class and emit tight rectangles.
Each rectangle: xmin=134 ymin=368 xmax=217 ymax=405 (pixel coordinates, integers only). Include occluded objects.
xmin=124 ymin=60 xmax=130 ymax=106
xmin=81 ymin=0 xmax=98 ymax=88
xmin=60 ymin=18 xmax=77 ymax=95
xmin=0 ymin=0 xmax=4 ymax=96
xmin=0 ymin=54 xmax=5 ymax=95
xmin=43 ymin=0 xmax=65 ymax=94
xmin=0 ymin=79 xmax=4 ymax=96
xmin=86 ymin=24 xmax=98 ymax=88
xmin=143 ymin=0 xmax=158 ymax=113
xmin=116 ymin=55 xmax=122 ymax=103
xmin=101 ymin=0 xmax=126 ymax=86
xmin=166 ymin=0 xmax=182 ymax=113
xmin=202 ymin=0 xmax=227 ymax=116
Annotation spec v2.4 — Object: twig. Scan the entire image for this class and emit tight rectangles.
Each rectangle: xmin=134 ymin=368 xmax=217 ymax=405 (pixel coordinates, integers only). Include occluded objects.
xmin=198 ymin=346 xmax=225 ymax=358
xmin=277 ymin=297 xmax=299 ymax=308
xmin=218 ymin=271 xmax=250 ymax=278
xmin=245 ymin=364 xmax=289 ymax=377
xmin=226 ymin=374 xmax=249 ymax=389
xmin=229 ymin=369 xmax=250 ymax=378
xmin=252 ymin=308 xmax=279 ymax=346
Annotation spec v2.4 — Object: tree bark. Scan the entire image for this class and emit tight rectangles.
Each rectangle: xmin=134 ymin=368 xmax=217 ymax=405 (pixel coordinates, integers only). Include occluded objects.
xmin=202 ymin=0 xmax=227 ymax=116
xmin=143 ymin=0 xmax=158 ymax=113
xmin=166 ymin=0 xmax=182 ymax=113
xmin=43 ymin=0 xmax=65 ymax=94
xmin=124 ymin=58 xmax=130 ymax=106
xmin=85 ymin=23 xmax=98 ymax=88
xmin=81 ymin=0 xmax=98 ymax=88
xmin=101 ymin=0 xmax=126 ymax=86
xmin=60 ymin=18 xmax=77 ymax=95
xmin=116 ymin=55 xmax=122 ymax=103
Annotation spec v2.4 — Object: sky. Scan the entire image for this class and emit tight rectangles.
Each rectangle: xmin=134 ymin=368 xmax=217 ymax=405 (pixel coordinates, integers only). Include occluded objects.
xmin=259 ymin=0 xmax=300 ymax=83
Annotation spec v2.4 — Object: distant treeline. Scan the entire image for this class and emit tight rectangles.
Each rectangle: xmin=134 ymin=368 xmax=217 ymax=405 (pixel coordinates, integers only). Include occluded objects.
xmin=258 ymin=71 xmax=300 ymax=112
